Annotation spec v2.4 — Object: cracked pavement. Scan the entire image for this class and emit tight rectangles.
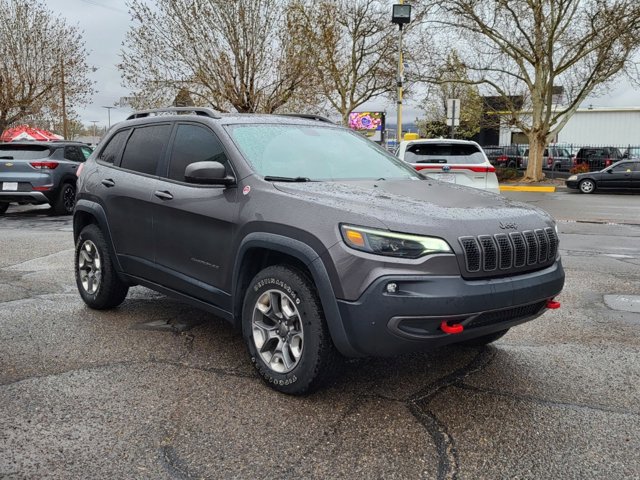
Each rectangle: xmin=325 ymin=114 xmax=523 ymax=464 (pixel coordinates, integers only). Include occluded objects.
xmin=1 ymin=193 xmax=639 ymax=479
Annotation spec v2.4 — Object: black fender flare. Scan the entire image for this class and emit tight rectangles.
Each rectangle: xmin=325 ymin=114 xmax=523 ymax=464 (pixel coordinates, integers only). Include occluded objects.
xmin=232 ymin=232 xmax=360 ymax=357
xmin=73 ymin=199 xmax=123 ymax=272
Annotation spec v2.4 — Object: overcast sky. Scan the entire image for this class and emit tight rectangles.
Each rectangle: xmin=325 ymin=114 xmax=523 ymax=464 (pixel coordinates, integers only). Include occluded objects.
xmin=48 ymin=0 xmax=640 ymax=129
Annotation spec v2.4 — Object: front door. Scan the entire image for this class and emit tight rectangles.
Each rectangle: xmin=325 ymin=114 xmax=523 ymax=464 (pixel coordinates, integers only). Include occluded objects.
xmin=151 ymin=122 xmax=238 ymax=310
xmin=598 ymin=162 xmax=634 ymax=189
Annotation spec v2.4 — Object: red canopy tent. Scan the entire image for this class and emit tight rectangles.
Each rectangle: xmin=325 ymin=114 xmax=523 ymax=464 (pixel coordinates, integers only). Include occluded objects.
xmin=0 ymin=125 xmax=63 ymax=142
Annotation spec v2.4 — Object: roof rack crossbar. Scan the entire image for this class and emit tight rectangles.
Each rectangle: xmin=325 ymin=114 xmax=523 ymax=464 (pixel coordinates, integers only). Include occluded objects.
xmin=279 ymin=113 xmax=334 ymax=124
xmin=126 ymin=107 xmax=222 ymax=120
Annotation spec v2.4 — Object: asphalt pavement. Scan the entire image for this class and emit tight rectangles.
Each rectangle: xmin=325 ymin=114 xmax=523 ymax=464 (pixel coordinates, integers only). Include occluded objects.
xmin=1 ymin=189 xmax=639 ymax=479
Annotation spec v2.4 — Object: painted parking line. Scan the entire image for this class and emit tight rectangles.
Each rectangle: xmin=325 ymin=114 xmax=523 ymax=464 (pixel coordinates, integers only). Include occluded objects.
xmin=500 ymin=185 xmax=556 ymax=192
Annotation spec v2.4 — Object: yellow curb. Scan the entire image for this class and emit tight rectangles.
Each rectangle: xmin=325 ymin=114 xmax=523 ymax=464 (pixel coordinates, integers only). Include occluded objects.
xmin=500 ymin=185 xmax=556 ymax=192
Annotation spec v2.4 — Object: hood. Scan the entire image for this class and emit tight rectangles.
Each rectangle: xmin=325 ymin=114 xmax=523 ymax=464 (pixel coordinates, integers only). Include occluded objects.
xmin=273 ymin=179 xmax=555 ymax=238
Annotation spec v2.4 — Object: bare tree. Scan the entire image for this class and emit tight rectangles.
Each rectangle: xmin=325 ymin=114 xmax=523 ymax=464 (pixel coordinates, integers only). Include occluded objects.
xmin=0 ymin=0 xmax=94 ymax=135
xmin=423 ymin=0 xmax=640 ymax=181
xmin=120 ymin=0 xmax=312 ymax=114
xmin=295 ymin=0 xmax=398 ymax=124
xmin=418 ymin=51 xmax=483 ymax=139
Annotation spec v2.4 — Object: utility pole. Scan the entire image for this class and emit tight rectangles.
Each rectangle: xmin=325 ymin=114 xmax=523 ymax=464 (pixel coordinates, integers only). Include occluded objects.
xmin=60 ymin=58 xmax=68 ymax=139
xmin=102 ymin=106 xmax=116 ymax=129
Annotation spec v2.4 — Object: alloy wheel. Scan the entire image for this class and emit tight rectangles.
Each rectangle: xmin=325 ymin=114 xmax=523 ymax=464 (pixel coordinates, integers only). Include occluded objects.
xmin=251 ymin=289 xmax=304 ymax=373
xmin=63 ymin=185 xmax=76 ymax=212
xmin=78 ymin=240 xmax=102 ymax=294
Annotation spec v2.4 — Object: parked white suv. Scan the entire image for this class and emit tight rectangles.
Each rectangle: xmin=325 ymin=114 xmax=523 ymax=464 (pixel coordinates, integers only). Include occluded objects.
xmin=397 ymin=139 xmax=500 ymax=194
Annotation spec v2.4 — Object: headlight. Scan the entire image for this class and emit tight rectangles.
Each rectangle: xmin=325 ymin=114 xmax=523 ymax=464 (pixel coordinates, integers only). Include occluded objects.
xmin=567 ymin=175 xmax=578 ymax=181
xmin=340 ymin=225 xmax=452 ymax=258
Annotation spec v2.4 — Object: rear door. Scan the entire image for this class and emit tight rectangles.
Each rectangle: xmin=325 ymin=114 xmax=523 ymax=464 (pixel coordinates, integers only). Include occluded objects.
xmin=151 ymin=122 xmax=239 ymax=309
xmin=97 ymin=124 xmax=171 ymax=279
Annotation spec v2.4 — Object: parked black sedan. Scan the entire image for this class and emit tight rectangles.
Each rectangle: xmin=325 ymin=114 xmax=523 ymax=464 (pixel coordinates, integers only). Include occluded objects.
xmin=566 ymin=160 xmax=640 ymax=193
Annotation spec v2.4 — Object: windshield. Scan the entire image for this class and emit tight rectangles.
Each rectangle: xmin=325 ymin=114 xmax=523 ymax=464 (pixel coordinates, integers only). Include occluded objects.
xmin=0 ymin=145 xmax=52 ymax=160
xmin=404 ymin=143 xmax=485 ymax=164
xmin=228 ymin=125 xmax=420 ymax=181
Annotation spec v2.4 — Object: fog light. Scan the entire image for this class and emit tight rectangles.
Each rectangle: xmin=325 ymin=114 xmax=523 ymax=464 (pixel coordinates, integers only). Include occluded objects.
xmin=386 ymin=282 xmax=398 ymax=293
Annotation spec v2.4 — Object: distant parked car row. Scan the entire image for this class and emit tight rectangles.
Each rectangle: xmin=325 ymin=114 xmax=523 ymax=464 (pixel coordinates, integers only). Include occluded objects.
xmin=482 ymin=144 xmax=638 ymax=172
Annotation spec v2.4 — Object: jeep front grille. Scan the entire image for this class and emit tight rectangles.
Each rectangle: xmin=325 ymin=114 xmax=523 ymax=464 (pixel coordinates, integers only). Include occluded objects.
xmin=459 ymin=228 xmax=558 ymax=275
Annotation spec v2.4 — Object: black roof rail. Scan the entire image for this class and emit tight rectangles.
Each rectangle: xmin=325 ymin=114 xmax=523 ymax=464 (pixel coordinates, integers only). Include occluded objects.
xmin=126 ymin=107 xmax=222 ymax=120
xmin=279 ymin=113 xmax=335 ymax=124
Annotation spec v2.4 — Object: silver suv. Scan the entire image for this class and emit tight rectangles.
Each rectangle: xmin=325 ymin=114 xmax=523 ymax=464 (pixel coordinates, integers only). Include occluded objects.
xmin=0 ymin=141 xmax=92 ymax=215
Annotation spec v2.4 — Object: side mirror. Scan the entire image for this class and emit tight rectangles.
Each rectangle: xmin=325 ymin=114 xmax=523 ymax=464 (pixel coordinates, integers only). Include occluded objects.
xmin=184 ymin=161 xmax=235 ymax=186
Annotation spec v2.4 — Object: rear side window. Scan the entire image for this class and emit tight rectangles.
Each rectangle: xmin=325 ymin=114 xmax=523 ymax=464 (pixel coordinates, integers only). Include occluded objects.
xmin=166 ymin=124 xmax=228 ymax=182
xmin=120 ymin=125 xmax=172 ymax=175
xmin=64 ymin=146 xmax=85 ymax=162
xmin=0 ymin=145 xmax=52 ymax=160
xmin=405 ymin=143 xmax=485 ymax=164
xmin=98 ymin=130 xmax=130 ymax=164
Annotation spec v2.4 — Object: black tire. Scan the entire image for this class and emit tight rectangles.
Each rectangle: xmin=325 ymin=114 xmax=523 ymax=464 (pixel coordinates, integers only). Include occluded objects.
xmin=458 ymin=328 xmax=510 ymax=347
xmin=75 ymin=224 xmax=129 ymax=309
xmin=0 ymin=202 xmax=8 ymax=215
xmin=242 ymin=265 xmax=339 ymax=395
xmin=52 ymin=182 xmax=76 ymax=215
xmin=579 ymin=179 xmax=596 ymax=194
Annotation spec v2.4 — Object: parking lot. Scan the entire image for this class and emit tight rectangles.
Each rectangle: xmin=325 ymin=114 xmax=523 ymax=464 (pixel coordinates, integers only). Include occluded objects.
xmin=1 ymin=189 xmax=639 ymax=479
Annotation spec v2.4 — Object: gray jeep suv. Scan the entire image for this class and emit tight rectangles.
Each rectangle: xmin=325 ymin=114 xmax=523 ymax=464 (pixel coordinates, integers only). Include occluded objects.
xmin=73 ymin=107 xmax=565 ymax=394
xmin=0 ymin=141 xmax=92 ymax=215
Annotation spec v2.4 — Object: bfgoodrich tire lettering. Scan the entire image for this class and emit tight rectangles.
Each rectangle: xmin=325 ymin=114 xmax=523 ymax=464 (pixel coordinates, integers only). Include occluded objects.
xmin=242 ymin=265 xmax=338 ymax=395
xmin=75 ymin=224 xmax=129 ymax=309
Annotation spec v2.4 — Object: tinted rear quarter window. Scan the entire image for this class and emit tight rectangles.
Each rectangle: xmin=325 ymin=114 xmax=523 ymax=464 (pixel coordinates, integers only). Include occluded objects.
xmin=167 ymin=124 xmax=228 ymax=181
xmin=405 ymin=143 xmax=485 ymax=164
xmin=120 ymin=125 xmax=172 ymax=175
xmin=64 ymin=146 xmax=85 ymax=162
xmin=98 ymin=130 xmax=130 ymax=164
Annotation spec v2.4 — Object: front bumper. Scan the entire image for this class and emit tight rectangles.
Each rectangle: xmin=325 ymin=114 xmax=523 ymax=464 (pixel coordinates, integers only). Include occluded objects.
xmin=336 ymin=260 xmax=565 ymax=356
xmin=565 ymin=180 xmax=579 ymax=189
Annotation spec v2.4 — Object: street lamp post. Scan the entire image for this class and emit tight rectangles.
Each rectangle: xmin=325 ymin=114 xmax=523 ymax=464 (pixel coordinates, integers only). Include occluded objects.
xmin=391 ymin=3 xmax=412 ymax=146
xmin=102 ymin=106 xmax=116 ymax=129
xmin=90 ymin=121 xmax=99 ymax=145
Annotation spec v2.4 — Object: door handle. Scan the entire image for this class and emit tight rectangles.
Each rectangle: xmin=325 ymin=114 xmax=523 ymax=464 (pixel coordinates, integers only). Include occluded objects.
xmin=101 ymin=178 xmax=115 ymax=187
xmin=154 ymin=190 xmax=173 ymax=200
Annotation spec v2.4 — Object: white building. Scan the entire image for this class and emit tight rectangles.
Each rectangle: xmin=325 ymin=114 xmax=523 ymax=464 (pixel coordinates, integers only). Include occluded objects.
xmin=499 ymin=106 xmax=640 ymax=147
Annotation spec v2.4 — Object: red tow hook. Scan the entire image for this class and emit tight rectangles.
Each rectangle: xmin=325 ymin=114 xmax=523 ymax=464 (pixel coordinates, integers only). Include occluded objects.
xmin=546 ymin=300 xmax=561 ymax=309
xmin=440 ymin=321 xmax=464 ymax=334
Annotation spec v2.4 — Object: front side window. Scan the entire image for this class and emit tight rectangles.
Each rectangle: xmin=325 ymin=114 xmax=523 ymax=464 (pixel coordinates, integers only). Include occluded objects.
xmin=81 ymin=146 xmax=93 ymax=160
xmin=228 ymin=125 xmax=419 ymax=181
xmin=98 ymin=130 xmax=130 ymax=164
xmin=120 ymin=124 xmax=171 ymax=175
xmin=167 ymin=124 xmax=228 ymax=182
xmin=405 ymin=143 xmax=485 ymax=165
xmin=610 ymin=162 xmax=633 ymax=173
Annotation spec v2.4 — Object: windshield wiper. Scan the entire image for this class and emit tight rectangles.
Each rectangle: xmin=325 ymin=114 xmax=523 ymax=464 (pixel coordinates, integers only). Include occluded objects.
xmin=263 ymin=175 xmax=311 ymax=182
xmin=0 ymin=156 xmax=14 ymax=160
